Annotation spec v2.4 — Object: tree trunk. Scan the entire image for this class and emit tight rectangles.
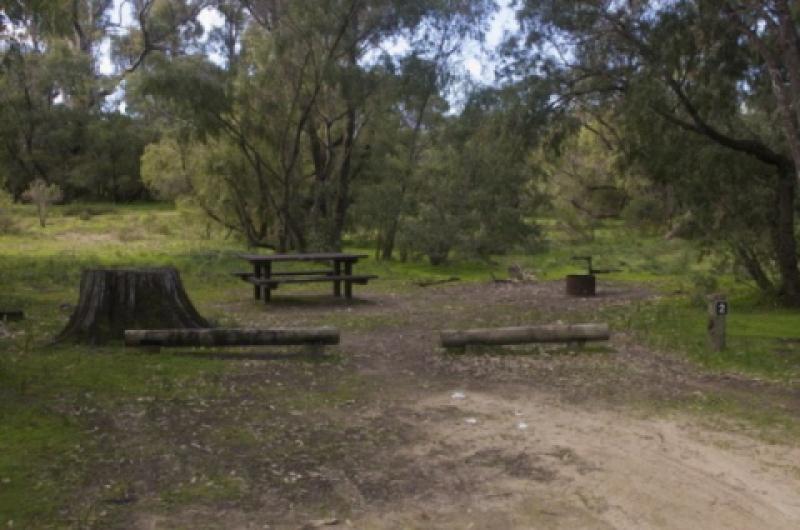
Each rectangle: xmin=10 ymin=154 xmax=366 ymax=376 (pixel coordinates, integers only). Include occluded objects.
xmin=56 ymin=267 xmax=209 ymax=344
xmin=733 ymin=244 xmax=775 ymax=294
xmin=329 ymin=105 xmax=357 ymax=251
xmin=380 ymin=216 xmax=399 ymax=261
xmin=771 ymin=169 xmax=800 ymax=305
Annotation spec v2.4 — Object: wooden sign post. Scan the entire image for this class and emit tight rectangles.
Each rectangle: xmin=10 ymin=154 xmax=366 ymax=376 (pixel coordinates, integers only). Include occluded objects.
xmin=707 ymin=294 xmax=728 ymax=351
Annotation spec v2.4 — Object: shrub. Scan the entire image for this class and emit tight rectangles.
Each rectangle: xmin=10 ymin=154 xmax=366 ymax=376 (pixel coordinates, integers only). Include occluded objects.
xmin=688 ymin=272 xmax=720 ymax=307
xmin=62 ymin=204 xmax=115 ymax=218
xmin=622 ymin=195 xmax=670 ymax=234
xmin=21 ymin=179 xmax=63 ymax=228
xmin=0 ymin=190 xmax=18 ymax=234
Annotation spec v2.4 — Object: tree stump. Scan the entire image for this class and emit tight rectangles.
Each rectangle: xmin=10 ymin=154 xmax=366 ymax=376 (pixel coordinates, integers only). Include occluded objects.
xmin=56 ymin=268 xmax=209 ymax=344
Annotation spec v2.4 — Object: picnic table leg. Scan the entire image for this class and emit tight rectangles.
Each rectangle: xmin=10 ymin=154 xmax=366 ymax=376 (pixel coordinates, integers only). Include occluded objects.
xmin=333 ymin=260 xmax=342 ymax=297
xmin=254 ymin=263 xmax=262 ymax=300
xmin=263 ymin=262 xmax=272 ymax=304
xmin=344 ymin=261 xmax=353 ymax=299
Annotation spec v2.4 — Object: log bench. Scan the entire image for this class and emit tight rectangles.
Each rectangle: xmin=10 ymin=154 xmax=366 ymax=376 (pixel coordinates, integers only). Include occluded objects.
xmin=233 ymin=271 xmax=377 ymax=301
xmin=440 ymin=323 xmax=610 ymax=351
xmin=125 ymin=327 xmax=339 ymax=354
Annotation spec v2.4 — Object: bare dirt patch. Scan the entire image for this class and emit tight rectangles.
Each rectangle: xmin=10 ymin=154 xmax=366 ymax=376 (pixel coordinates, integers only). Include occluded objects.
xmin=80 ymin=280 xmax=800 ymax=529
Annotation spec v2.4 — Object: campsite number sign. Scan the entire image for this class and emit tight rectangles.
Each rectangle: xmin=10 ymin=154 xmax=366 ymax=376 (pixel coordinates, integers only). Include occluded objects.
xmin=708 ymin=295 xmax=727 ymax=351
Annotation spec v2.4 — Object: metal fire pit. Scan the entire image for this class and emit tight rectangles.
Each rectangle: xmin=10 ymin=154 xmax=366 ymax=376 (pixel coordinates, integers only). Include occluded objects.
xmin=566 ymin=274 xmax=596 ymax=296
xmin=566 ymin=256 xmax=620 ymax=297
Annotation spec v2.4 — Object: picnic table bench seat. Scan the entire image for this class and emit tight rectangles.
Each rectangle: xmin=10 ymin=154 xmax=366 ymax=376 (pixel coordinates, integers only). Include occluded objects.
xmin=232 ymin=271 xmax=333 ymax=279
xmin=234 ymin=272 xmax=378 ymax=286
xmin=233 ymin=253 xmax=377 ymax=302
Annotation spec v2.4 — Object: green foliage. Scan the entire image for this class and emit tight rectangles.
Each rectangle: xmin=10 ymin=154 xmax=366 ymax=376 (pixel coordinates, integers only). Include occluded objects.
xmin=509 ymin=0 xmax=800 ymax=303
xmin=21 ymin=178 xmax=63 ymax=228
xmin=540 ymin=124 xmax=629 ymax=241
xmin=0 ymin=188 xmax=17 ymax=234
xmin=621 ymin=194 xmax=670 ymax=234
xmin=605 ymin=294 xmax=800 ymax=381
xmin=395 ymin=88 xmax=543 ymax=264
xmin=129 ymin=0 xmax=495 ymax=252
xmin=140 ymin=136 xmax=196 ymax=200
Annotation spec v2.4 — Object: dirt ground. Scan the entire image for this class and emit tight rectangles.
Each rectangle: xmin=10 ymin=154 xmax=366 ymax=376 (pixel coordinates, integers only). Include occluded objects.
xmin=90 ymin=280 xmax=800 ymax=529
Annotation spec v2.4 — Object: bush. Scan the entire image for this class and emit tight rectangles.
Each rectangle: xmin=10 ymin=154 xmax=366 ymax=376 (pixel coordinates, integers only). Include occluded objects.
xmin=21 ymin=179 xmax=63 ymax=228
xmin=62 ymin=204 xmax=115 ymax=218
xmin=622 ymin=195 xmax=670 ymax=234
xmin=688 ymin=272 xmax=720 ymax=307
xmin=116 ymin=226 xmax=146 ymax=242
xmin=0 ymin=190 xmax=18 ymax=234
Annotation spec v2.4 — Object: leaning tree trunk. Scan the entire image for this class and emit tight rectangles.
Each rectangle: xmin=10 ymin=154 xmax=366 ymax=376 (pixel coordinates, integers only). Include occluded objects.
xmin=56 ymin=267 xmax=210 ymax=344
xmin=772 ymin=169 xmax=800 ymax=306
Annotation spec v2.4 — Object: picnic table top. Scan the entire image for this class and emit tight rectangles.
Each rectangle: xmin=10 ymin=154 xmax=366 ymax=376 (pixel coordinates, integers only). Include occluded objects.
xmin=239 ymin=252 xmax=368 ymax=263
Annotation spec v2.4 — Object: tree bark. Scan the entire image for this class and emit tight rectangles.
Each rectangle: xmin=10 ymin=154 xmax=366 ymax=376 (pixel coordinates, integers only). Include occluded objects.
xmin=733 ymin=244 xmax=775 ymax=294
xmin=56 ymin=268 xmax=209 ymax=344
xmin=771 ymin=169 xmax=800 ymax=305
xmin=124 ymin=327 xmax=339 ymax=347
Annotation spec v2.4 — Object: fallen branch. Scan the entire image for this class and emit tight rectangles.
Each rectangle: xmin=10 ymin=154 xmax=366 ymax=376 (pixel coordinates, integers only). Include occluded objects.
xmin=415 ymin=276 xmax=460 ymax=287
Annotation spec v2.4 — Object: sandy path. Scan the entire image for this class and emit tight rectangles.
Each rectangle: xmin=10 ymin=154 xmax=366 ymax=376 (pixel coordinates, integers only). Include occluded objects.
xmin=323 ymin=281 xmax=800 ymax=529
xmin=349 ymin=389 xmax=800 ymax=529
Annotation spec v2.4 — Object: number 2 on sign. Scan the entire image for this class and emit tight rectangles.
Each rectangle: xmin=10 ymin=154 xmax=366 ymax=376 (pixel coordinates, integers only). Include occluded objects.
xmin=715 ymin=301 xmax=728 ymax=316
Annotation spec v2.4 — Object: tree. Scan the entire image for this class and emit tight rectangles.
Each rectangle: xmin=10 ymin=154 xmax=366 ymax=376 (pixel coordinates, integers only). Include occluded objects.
xmin=726 ymin=1 xmax=800 ymax=184
xmin=508 ymin=0 xmax=800 ymax=304
xmin=0 ymin=1 xmax=207 ymax=199
xmin=133 ymin=0 xmax=493 ymax=251
xmin=352 ymin=54 xmax=450 ymax=260
xmin=397 ymin=87 xmax=543 ymax=264
xmin=22 ymin=178 xmax=63 ymax=227
xmin=539 ymin=122 xmax=629 ymax=241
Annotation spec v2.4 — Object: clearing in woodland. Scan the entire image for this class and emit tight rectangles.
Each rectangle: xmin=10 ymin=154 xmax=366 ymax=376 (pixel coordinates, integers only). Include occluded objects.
xmin=1 ymin=207 xmax=800 ymax=529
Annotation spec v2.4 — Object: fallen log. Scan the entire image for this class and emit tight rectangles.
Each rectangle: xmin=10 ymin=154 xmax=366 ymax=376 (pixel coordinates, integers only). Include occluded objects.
xmin=440 ymin=323 xmax=609 ymax=349
xmin=415 ymin=276 xmax=460 ymax=287
xmin=124 ymin=327 xmax=340 ymax=348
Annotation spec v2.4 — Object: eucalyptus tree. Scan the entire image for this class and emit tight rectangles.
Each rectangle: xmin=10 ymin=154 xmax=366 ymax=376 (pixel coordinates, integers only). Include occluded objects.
xmin=0 ymin=1 xmax=206 ymax=198
xmin=538 ymin=122 xmax=629 ymax=241
xmin=508 ymin=0 xmax=800 ymax=304
xmin=394 ymin=86 xmax=543 ymax=264
xmin=135 ymin=0 xmax=493 ymax=251
xmin=353 ymin=53 xmax=451 ymax=260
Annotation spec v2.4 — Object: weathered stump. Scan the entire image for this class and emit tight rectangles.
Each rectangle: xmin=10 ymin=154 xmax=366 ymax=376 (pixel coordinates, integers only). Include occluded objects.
xmin=56 ymin=267 xmax=209 ymax=344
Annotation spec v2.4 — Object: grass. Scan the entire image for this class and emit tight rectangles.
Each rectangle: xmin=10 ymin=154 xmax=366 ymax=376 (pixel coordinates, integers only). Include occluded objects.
xmin=1 ymin=201 xmax=798 ymax=526
xmin=604 ymin=293 xmax=800 ymax=381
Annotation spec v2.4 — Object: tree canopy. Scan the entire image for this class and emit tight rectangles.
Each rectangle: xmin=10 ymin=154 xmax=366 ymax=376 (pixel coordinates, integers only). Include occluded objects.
xmin=1 ymin=0 xmax=799 ymax=302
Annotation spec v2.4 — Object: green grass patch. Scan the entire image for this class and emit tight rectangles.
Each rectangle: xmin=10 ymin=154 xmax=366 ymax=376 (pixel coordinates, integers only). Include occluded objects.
xmin=0 ymin=404 xmax=83 ymax=526
xmin=635 ymin=390 xmax=800 ymax=445
xmin=605 ymin=294 xmax=800 ymax=380
xmin=161 ymin=474 xmax=248 ymax=507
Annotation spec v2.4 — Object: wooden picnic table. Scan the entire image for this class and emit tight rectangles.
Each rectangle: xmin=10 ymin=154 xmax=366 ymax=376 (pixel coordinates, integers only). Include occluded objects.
xmin=236 ymin=252 xmax=376 ymax=302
